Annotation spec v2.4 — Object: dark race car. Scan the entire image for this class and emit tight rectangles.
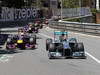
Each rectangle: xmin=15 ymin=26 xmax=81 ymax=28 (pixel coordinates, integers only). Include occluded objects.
xmin=46 ymin=31 xmax=86 ymax=59
xmin=24 ymin=23 xmax=39 ymax=33
xmin=6 ymin=29 xmax=36 ymax=50
xmin=35 ymin=20 xmax=43 ymax=29
xmin=44 ymin=19 xmax=49 ymax=26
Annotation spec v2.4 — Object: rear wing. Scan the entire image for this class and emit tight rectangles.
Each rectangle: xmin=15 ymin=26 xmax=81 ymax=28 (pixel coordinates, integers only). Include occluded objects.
xmin=54 ymin=31 xmax=68 ymax=35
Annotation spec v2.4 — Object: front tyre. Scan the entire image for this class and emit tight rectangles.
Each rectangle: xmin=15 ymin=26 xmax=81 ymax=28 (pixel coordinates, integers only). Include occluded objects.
xmin=77 ymin=43 xmax=86 ymax=58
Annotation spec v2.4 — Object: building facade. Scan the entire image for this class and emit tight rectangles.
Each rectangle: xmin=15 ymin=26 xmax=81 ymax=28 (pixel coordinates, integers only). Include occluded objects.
xmin=82 ymin=0 xmax=96 ymax=8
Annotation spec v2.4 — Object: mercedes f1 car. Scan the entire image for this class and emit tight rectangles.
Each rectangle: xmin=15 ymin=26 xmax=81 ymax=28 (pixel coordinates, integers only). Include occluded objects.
xmin=6 ymin=29 xmax=36 ymax=50
xmin=46 ymin=31 xmax=86 ymax=59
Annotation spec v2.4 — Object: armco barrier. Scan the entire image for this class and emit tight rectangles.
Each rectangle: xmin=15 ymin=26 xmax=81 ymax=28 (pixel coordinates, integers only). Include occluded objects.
xmin=49 ymin=21 xmax=100 ymax=36
xmin=0 ymin=18 xmax=45 ymax=28
xmin=0 ymin=19 xmax=34 ymax=28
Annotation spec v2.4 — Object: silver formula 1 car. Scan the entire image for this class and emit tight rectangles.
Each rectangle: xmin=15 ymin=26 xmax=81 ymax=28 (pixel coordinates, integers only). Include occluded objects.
xmin=46 ymin=31 xmax=86 ymax=59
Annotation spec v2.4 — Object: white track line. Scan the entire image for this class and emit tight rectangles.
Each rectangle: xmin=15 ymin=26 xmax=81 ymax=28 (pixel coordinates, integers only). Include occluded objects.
xmin=39 ymin=33 xmax=100 ymax=64
xmin=0 ymin=42 xmax=14 ymax=63
xmin=0 ymin=55 xmax=14 ymax=63
xmin=85 ymin=52 xmax=100 ymax=64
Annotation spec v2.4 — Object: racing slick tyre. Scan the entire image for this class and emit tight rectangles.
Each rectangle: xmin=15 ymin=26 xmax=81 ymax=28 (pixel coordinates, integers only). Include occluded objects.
xmin=46 ymin=39 xmax=52 ymax=51
xmin=37 ymin=29 xmax=39 ymax=33
xmin=77 ymin=43 xmax=86 ymax=59
xmin=48 ymin=52 xmax=54 ymax=59
xmin=77 ymin=43 xmax=84 ymax=51
xmin=48 ymin=43 xmax=55 ymax=52
xmin=40 ymin=24 xmax=43 ymax=29
xmin=6 ymin=46 xmax=10 ymax=50
xmin=33 ymin=35 xmax=36 ymax=44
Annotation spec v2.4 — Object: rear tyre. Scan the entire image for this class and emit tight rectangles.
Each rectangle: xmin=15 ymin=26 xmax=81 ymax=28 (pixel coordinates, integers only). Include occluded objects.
xmin=48 ymin=43 xmax=55 ymax=52
xmin=6 ymin=46 xmax=10 ymax=50
xmin=33 ymin=35 xmax=36 ymax=44
xmin=46 ymin=39 xmax=52 ymax=51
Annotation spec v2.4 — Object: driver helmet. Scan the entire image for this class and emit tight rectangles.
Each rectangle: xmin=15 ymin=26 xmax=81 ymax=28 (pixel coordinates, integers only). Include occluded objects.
xmin=18 ymin=28 xmax=25 ymax=35
xmin=28 ymin=22 xmax=33 ymax=27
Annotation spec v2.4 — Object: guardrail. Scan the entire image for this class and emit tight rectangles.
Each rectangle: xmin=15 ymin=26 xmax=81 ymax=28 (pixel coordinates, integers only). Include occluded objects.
xmin=0 ymin=27 xmax=20 ymax=32
xmin=49 ymin=21 xmax=100 ymax=36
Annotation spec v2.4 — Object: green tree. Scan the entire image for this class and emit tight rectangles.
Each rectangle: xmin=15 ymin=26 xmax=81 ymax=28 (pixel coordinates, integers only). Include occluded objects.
xmin=31 ymin=0 xmax=49 ymax=8
xmin=62 ymin=0 xmax=80 ymax=8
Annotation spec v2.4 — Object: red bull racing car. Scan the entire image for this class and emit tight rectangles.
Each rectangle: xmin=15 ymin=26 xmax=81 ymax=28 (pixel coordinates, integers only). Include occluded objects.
xmin=6 ymin=29 xmax=36 ymax=50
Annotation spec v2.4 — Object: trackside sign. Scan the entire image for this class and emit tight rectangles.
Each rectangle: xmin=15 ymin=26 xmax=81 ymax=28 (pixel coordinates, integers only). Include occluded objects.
xmin=0 ymin=7 xmax=38 ymax=21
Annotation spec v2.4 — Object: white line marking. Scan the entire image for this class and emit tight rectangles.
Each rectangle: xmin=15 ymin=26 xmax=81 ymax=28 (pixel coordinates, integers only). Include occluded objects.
xmin=0 ymin=55 xmax=14 ymax=63
xmin=85 ymin=52 xmax=100 ymax=64
xmin=39 ymin=33 xmax=100 ymax=64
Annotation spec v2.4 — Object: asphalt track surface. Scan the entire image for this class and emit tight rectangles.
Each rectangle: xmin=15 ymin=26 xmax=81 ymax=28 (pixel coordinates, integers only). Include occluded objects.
xmin=0 ymin=27 xmax=100 ymax=75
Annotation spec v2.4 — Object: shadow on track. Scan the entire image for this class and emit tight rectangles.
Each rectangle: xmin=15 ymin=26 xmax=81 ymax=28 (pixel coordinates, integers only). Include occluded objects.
xmin=0 ymin=34 xmax=8 ymax=45
xmin=36 ymin=36 xmax=42 ymax=39
xmin=0 ymin=49 xmax=23 ymax=54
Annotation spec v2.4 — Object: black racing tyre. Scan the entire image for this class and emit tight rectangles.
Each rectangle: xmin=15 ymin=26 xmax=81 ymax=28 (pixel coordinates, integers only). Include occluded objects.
xmin=33 ymin=35 xmax=36 ymax=44
xmin=34 ymin=38 xmax=36 ymax=44
xmin=48 ymin=43 xmax=55 ymax=52
xmin=6 ymin=46 xmax=15 ymax=50
xmin=40 ymin=25 xmax=43 ymax=29
xmin=77 ymin=43 xmax=86 ymax=57
xmin=36 ymin=31 xmax=38 ymax=33
xmin=6 ymin=46 xmax=10 ymax=50
xmin=48 ymin=52 xmax=54 ymax=59
xmin=77 ymin=43 xmax=84 ymax=51
xmin=46 ymin=44 xmax=49 ymax=51
xmin=46 ymin=39 xmax=52 ymax=51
